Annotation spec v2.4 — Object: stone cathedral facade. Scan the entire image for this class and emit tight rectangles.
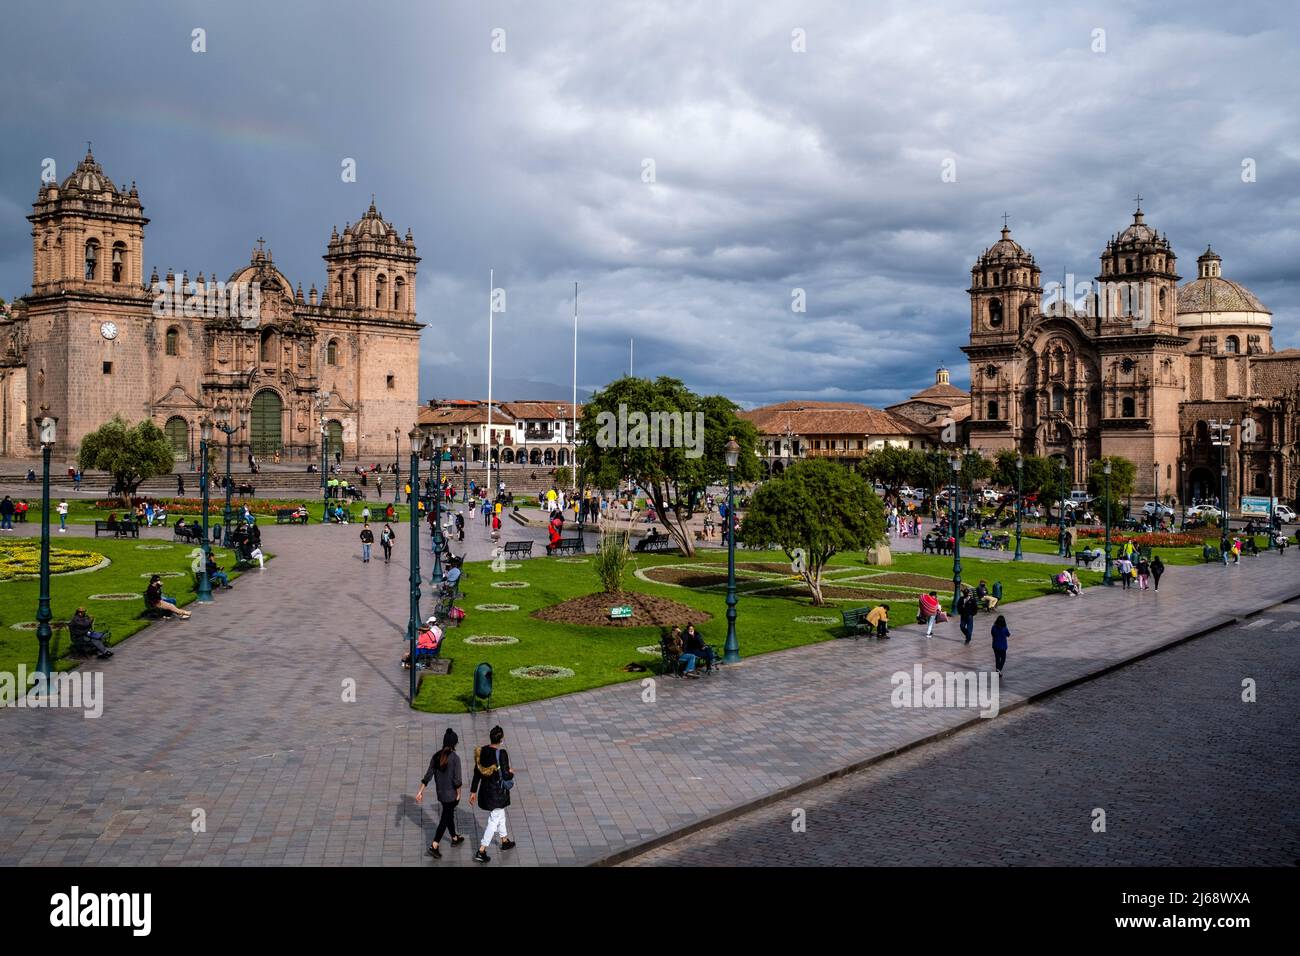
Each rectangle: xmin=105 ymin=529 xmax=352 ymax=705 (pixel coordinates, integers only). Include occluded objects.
xmin=962 ymin=205 xmax=1300 ymax=507
xmin=0 ymin=148 xmax=422 ymax=463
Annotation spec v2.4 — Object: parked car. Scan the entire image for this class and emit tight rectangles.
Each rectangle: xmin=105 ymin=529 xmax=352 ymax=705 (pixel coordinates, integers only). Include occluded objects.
xmin=1275 ymin=505 xmax=1297 ymax=523
xmin=1186 ymin=504 xmax=1222 ymax=519
xmin=1142 ymin=501 xmax=1175 ymax=518
xmin=981 ymin=488 xmax=1001 ymax=502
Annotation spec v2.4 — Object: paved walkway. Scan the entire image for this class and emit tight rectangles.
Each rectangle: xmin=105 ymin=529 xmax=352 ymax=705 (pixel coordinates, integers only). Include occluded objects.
xmin=0 ymin=520 xmax=1296 ymax=866
xmin=630 ymin=601 xmax=1300 ymax=865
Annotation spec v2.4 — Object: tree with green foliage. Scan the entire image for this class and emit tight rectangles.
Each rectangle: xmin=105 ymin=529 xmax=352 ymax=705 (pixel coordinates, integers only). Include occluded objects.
xmin=1087 ymin=456 xmax=1136 ymax=521
xmin=740 ymin=459 xmax=886 ymax=606
xmin=77 ymin=416 xmax=176 ymax=503
xmin=553 ymin=465 xmax=572 ymax=490
xmin=862 ymin=446 xmax=929 ymax=502
xmin=578 ymin=376 xmax=760 ymax=557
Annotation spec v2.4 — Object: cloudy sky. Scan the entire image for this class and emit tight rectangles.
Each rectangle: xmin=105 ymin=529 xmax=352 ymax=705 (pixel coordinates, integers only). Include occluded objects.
xmin=1 ymin=0 xmax=1297 ymax=408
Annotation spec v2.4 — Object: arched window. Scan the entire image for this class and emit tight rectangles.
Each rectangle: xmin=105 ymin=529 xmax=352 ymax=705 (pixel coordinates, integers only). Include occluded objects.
xmin=501 ymin=448 xmax=514 ymax=463
xmin=375 ymin=274 xmax=387 ymax=309
xmin=1158 ymin=287 xmax=1167 ymax=319
xmin=84 ymin=239 xmax=99 ymax=280
xmin=111 ymin=242 xmax=126 ymax=283
xmin=1122 ymin=397 xmax=1136 ymax=418
xmin=394 ymin=276 xmax=404 ymax=310
xmin=987 ymin=400 xmax=999 ymax=420
xmin=1051 ymin=385 xmax=1066 ymax=413
xmin=260 ymin=329 xmax=274 ymax=363
xmin=988 ymin=299 xmax=1003 ymax=327
xmin=1225 ymin=335 xmax=1240 ymax=354
xmin=165 ymin=327 xmax=179 ymax=356
xmin=326 ymin=339 xmax=338 ymax=365
xmin=351 ymin=272 xmax=359 ymax=305
xmin=544 ymin=448 xmax=556 ymax=466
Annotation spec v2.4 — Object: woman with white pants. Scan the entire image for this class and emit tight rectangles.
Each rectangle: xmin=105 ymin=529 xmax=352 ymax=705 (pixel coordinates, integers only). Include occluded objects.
xmin=469 ymin=725 xmax=517 ymax=863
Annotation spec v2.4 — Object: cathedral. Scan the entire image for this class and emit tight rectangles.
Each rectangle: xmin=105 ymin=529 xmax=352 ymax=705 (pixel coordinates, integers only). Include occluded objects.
xmin=962 ymin=204 xmax=1299 ymax=506
xmin=0 ymin=148 xmax=422 ymax=462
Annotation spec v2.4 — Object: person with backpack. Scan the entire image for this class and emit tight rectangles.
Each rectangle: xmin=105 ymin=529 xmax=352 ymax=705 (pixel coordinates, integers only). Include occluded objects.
xmin=416 ymin=728 xmax=465 ymax=859
xmin=359 ymin=523 xmax=375 ymax=563
xmin=469 ymin=725 xmax=516 ymax=863
xmin=380 ymin=523 xmax=395 ymax=564
xmin=1151 ymin=554 xmax=1165 ymax=590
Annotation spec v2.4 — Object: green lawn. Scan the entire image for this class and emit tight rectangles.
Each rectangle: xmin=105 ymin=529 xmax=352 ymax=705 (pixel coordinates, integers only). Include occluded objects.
xmin=0 ymin=536 xmax=254 ymax=683
xmin=413 ymin=546 xmax=1105 ymax=713
xmin=955 ymin=529 xmax=1211 ymax=565
xmin=18 ymin=497 xmax=426 ymax=526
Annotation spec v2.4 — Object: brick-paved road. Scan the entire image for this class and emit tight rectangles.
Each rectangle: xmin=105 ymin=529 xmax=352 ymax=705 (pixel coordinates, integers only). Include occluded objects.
xmin=629 ymin=602 xmax=1300 ymax=866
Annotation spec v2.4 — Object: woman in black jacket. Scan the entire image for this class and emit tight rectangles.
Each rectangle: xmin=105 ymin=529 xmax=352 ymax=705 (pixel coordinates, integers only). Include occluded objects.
xmin=469 ymin=725 xmax=516 ymax=863
xmin=416 ymin=728 xmax=464 ymax=858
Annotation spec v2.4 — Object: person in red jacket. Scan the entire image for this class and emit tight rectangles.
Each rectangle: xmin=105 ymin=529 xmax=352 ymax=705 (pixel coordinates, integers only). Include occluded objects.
xmin=918 ymin=591 xmax=941 ymax=638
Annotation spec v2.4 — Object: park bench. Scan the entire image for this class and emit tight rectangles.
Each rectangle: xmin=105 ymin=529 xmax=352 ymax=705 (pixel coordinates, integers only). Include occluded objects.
xmin=503 ymin=540 xmax=533 ymax=559
xmin=634 ymin=534 xmax=683 ymax=554
xmin=840 ymin=606 xmax=873 ymax=640
xmin=69 ymin=626 xmax=111 ymax=657
xmin=275 ymin=509 xmax=309 ymax=524
xmin=1075 ymin=548 xmax=1103 ymax=567
xmin=234 ymin=482 xmax=255 ymax=496
xmin=94 ymin=519 xmax=139 ymax=538
xmin=172 ymin=523 xmax=203 ymax=543
xmin=325 ymin=507 xmax=355 ymax=524
xmin=549 ymin=536 xmax=585 ymax=556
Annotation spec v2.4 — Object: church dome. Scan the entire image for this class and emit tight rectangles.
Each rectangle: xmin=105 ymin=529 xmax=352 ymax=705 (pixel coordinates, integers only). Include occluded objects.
xmin=1176 ymin=249 xmax=1271 ymax=329
xmin=983 ymin=226 xmax=1029 ymax=260
xmin=346 ymin=200 xmax=397 ymax=239
xmin=60 ymin=147 xmax=120 ymax=197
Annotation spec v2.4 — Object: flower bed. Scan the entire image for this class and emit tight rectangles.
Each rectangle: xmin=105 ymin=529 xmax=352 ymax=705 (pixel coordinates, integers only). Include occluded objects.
xmin=91 ymin=497 xmax=293 ymax=516
xmin=1073 ymin=530 xmax=1210 ymax=547
xmin=0 ymin=544 xmax=107 ymax=582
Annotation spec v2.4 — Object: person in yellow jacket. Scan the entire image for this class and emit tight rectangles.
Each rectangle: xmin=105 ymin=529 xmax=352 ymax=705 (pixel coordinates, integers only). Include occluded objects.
xmin=866 ymin=603 xmax=890 ymax=639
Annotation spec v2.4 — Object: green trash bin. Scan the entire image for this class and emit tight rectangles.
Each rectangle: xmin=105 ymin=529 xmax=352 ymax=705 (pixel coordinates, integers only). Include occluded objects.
xmin=472 ymin=662 xmax=493 ymax=712
xmin=992 ymin=581 xmax=1003 ymax=603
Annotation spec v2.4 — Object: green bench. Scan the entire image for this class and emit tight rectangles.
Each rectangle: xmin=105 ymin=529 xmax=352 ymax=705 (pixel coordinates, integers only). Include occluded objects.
xmin=840 ymin=606 xmax=873 ymax=639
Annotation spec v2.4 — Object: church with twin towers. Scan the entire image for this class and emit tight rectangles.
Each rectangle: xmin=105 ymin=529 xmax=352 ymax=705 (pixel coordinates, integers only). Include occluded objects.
xmin=962 ymin=200 xmax=1299 ymax=506
xmin=0 ymin=147 xmax=422 ymax=463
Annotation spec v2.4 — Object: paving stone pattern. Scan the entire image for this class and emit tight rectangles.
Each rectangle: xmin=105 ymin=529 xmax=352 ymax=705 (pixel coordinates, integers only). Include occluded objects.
xmin=0 ymin=518 xmax=1296 ymax=866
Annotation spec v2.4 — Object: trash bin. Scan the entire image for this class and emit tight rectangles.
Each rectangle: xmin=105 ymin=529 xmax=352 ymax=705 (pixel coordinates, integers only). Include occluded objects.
xmin=472 ymin=662 xmax=493 ymax=712
xmin=992 ymin=581 xmax=1003 ymax=603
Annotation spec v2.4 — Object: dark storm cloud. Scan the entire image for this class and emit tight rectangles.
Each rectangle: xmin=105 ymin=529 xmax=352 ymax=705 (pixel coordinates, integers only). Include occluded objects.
xmin=1 ymin=0 xmax=1297 ymax=409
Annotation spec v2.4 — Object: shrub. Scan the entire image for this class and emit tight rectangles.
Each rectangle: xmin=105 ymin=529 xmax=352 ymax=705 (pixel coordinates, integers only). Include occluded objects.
xmin=593 ymin=529 xmax=630 ymax=595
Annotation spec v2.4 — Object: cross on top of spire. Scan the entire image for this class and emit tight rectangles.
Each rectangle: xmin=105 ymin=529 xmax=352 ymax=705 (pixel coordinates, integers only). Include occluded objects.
xmin=1133 ymin=193 xmax=1143 ymax=211
xmin=1001 ymin=212 xmax=1010 ymax=229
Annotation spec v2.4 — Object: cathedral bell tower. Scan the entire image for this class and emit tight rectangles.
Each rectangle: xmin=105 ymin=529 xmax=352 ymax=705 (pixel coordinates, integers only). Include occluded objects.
xmin=968 ymin=223 xmax=1042 ymax=346
xmin=1095 ymin=200 xmax=1180 ymax=335
xmin=323 ymin=199 xmax=419 ymax=318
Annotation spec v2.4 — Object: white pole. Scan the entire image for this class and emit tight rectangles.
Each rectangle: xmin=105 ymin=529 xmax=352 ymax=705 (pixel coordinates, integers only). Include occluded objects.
xmin=577 ymin=278 xmax=582 ymax=489
xmin=486 ymin=268 xmax=493 ymax=509
xmin=629 ymin=338 xmax=633 ymax=377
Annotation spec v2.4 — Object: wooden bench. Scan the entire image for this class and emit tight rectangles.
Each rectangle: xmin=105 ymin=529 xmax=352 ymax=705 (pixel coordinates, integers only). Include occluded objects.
xmin=275 ymin=509 xmax=309 ymax=524
xmin=840 ymin=606 xmax=873 ymax=639
xmin=549 ymin=536 xmax=585 ymax=556
xmin=94 ymin=520 xmax=139 ymax=538
xmin=503 ymin=540 xmax=533 ymax=559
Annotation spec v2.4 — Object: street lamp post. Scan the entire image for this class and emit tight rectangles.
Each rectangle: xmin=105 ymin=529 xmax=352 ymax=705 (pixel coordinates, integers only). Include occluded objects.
xmin=1057 ymin=456 xmax=1068 ymax=557
xmin=430 ymin=446 xmax=446 ymax=587
xmin=1220 ymin=463 xmax=1230 ymax=552
xmin=394 ymin=427 xmax=402 ymax=506
xmin=314 ymin=389 xmax=330 ymax=494
xmin=1268 ymin=458 xmax=1276 ymax=549
xmin=1180 ymin=461 xmax=1187 ymax=531
xmin=1013 ymin=453 xmax=1024 ymax=561
xmin=723 ymin=436 xmax=741 ymax=663
xmin=33 ymin=415 xmax=58 ymax=683
xmin=215 ymin=403 xmax=248 ymax=538
xmin=1103 ymin=458 xmax=1114 ymax=585
xmin=197 ymin=417 xmax=214 ymax=603
xmin=407 ymin=428 xmax=424 ymax=704
xmin=950 ymin=454 xmax=962 ymax=612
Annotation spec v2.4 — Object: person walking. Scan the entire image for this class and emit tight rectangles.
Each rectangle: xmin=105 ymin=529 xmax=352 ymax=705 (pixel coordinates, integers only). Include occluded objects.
xmin=1116 ymin=554 xmax=1133 ymax=590
xmin=380 ymin=523 xmax=395 ymax=564
xmin=360 ymin=523 xmax=374 ymax=563
xmin=1136 ymin=554 xmax=1151 ymax=591
xmin=919 ymin=590 xmax=941 ymax=637
xmin=469 ymin=725 xmax=516 ymax=863
xmin=0 ymin=496 xmax=13 ymax=531
xmin=176 ymin=474 xmax=185 ymax=496
xmin=991 ymin=614 xmax=1010 ymax=675
xmin=416 ymin=728 xmax=465 ymax=859
xmin=455 ymin=511 xmax=465 ymax=542
xmin=482 ymin=497 xmax=491 ymax=528
xmin=958 ymin=586 xmax=977 ymax=645
xmin=1151 ymin=554 xmax=1165 ymax=591
xmin=57 ymin=499 xmax=69 ymax=532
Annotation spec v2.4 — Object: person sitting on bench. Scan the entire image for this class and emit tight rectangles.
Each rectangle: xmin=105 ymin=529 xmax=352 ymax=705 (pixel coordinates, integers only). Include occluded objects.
xmin=206 ymin=553 xmax=232 ymax=590
xmin=443 ymin=560 xmax=463 ymax=591
xmin=292 ymin=504 xmax=309 ymax=522
xmin=866 ymin=603 xmax=890 ymax=639
xmin=68 ymin=608 xmax=113 ymax=658
xmin=401 ymin=617 xmax=444 ymax=669
xmin=683 ymin=623 xmax=715 ymax=672
xmin=978 ymin=530 xmax=993 ymax=549
xmin=145 ymin=574 xmax=191 ymax=619
xmin=976 ymin=579 xmax=998 ymax=610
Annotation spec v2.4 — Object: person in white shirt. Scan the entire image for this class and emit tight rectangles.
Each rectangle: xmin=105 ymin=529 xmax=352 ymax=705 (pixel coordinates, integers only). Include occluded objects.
xmin=57 ymin=499 xmax=69 ymax=532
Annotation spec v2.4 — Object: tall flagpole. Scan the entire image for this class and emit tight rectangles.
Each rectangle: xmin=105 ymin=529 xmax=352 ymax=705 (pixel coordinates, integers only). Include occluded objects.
xmin=572 ymin=281 xmax=578 ymax=488
xmin=629 ymin=338 xmax=633 ymax=377
xmin=486 ymin=268 xmax=493 ymax=509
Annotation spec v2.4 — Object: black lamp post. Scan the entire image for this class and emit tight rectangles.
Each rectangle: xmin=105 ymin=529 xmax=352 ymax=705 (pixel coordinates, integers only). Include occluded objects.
xmin=1013 ymin=453 xmax=1024 ymax=561
xmin=407 ymin=427 xmax=424 ymax=703
xmin=197 ymin=417 xmax=214 ymax=603
xmin=1057 ymin=456 xmax=1068 ymax=557
xmin=723 ymin=436 xmax=741 ymax=663
xmin=33 ymin=415 xmax=58 ymax=683
xmin=394 ymin=427 xmax=402 ymax=506
xmin=1180 ymin=461 xmax=1187 ymax=531
xmin=950 ymin=453 xmax=962 ymax=612
xmin=1103 ymin=458 xmax=1114 ymax=585
xmin=215 ymin=402 xmax=248 ymax=538
xmin=315 ymin=389 xmax=330 ymax=495
xmin=1220 ymin=462 xmax=1230 ymax=552
xmin=1268 ymin=458 xmax=1276 ymax=549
